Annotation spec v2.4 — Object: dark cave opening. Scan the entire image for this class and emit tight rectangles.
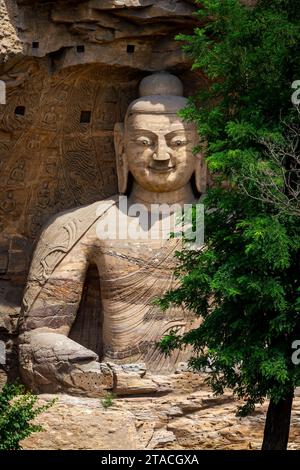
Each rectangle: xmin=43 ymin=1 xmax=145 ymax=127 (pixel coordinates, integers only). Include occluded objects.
xmin=69 ymin=264 xmax=104 ymax=360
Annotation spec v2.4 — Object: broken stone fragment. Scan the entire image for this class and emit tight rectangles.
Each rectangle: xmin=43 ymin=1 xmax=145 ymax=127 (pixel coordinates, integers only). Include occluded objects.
xmin=107 ymin=363 xmax=158 ymax=395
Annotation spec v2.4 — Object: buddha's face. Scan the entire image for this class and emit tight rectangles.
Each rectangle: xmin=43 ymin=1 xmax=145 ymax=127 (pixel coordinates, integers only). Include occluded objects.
xmin=124 ymin=113 xmax=199 ymax=193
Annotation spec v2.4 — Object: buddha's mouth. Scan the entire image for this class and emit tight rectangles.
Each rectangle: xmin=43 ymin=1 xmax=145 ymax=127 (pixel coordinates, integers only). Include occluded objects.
xmin=149 ymin=165 xmax=176 ymax=173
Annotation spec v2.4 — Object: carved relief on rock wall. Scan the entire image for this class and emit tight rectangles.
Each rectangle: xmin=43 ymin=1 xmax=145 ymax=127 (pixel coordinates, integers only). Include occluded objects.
xmin=0 ymin=60 xmax=143 ymax=324
xmin=2 ymin=66 xmax=140 ymax=229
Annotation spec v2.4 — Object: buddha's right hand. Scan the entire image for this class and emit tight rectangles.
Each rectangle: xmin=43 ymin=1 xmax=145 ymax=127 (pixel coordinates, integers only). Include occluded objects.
xmin=18 ymin=330 xmax=113 ymax=396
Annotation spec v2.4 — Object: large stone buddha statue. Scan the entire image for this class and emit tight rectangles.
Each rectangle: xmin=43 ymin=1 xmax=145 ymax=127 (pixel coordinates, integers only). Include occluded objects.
xmin=18 ymin=72 xmax=205 ymax=396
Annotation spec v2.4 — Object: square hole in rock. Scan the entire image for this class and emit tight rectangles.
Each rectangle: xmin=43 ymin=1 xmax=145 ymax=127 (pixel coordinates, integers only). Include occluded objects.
xmin=127 ymin=45 xmax=135 ymax=54
xmin=80 ymin=111 xmax=91 ymax=123
xmin=15 ymin=106 xmax=26 ymax=116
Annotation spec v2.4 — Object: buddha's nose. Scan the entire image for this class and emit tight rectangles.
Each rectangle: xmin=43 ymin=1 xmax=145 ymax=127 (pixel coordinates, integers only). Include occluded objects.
xmin=152 ymin=138 xmax=171 ymax=161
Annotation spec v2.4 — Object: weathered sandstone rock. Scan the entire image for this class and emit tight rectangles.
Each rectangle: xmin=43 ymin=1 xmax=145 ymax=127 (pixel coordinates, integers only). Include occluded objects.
xmin=19 ymin=372 xmax=300 ymax=450
xmin=0 ymin=1 xmax=205 ymax=383
xmin=109 ymin=363 xmax=159 ymax=396
xmin=19 ymin=331 xmax=114 ymax=395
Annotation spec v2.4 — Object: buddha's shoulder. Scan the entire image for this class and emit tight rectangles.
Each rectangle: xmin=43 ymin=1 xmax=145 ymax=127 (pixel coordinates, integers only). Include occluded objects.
xmin=39 ymin=196 xmax=119 ymax=241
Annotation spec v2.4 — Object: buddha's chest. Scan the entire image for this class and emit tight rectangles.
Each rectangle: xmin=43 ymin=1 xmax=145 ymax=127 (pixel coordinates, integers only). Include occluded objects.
xmin=92 ymin=236 xmax=180 ymax=284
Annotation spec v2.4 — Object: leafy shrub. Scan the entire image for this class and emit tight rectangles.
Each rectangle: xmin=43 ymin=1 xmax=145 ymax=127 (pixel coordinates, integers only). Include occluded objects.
xmin=0 ymin=383 xmax=54 ymax=450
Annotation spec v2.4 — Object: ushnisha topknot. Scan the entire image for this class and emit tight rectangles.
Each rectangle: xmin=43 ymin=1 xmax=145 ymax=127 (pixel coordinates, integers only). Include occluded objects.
xmin=126 ymin=71 xmax=187 ymax=117
xmin=139 ymin=71 xmax=184 ymax=97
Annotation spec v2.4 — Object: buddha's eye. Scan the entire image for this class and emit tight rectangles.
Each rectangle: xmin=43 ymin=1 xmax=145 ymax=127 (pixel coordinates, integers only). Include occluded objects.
xmin=136 ymin=137 xmax=153 ymax=147
xmin=170 ymin=138 xmax=188 ymax=147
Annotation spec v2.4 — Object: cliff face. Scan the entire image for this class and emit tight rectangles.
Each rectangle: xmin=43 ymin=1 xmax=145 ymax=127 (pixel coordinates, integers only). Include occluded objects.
xmin=0 ymin=0 xmax=205 ymax=382
xmin=1 ymin=0 xmax=199 ymax=68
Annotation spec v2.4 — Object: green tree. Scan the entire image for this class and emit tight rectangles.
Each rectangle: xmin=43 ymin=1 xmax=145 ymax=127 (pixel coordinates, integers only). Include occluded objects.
xmin=159 ymin=0 xmax=300 ymax=450
xmin=0 ymin=383 xmax=54 ymax=450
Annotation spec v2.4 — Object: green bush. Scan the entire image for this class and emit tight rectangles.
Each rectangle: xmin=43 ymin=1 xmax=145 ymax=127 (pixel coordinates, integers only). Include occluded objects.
xmin=0 ymin=383 xmax=54 ymax=450
xmin=101 ymin=391 xmax=116 ymax=409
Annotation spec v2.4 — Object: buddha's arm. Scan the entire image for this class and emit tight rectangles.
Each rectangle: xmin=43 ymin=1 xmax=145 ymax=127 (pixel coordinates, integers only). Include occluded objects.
xmin=20 ymin=242 xmax=89 ymax=335
xmin=20 ymin=199 xmax=114 ymax=335
xmin=18 ymin=198 xmax=106 ymax=336
xmin=19 ymin=231 xmax=101 ymax=392
xmin=18 ymin=201 xmax=119 ymax=393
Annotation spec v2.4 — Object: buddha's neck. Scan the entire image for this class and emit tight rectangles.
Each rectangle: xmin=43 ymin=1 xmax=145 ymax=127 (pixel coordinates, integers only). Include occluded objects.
xmin=129 ymin=183 xmax=196 ymax=210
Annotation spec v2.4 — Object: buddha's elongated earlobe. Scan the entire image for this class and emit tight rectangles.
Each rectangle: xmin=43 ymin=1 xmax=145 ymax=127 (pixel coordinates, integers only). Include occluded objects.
xmin=195 ymin=152 xmax=207 ymax=194
xmin=114 ymin=122 xmax=128 ymax=194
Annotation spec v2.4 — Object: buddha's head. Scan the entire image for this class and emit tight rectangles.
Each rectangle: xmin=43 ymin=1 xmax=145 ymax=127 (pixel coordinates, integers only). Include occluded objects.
xmin=114 ymin=72 xmax=205 ymax=195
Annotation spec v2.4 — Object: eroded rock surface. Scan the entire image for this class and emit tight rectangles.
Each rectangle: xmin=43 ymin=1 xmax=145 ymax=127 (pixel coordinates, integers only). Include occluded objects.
xmin=0 ymin=0 xmax=23 ymax=61
xmin=21 ymin=372 xmax=300 ymax=450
